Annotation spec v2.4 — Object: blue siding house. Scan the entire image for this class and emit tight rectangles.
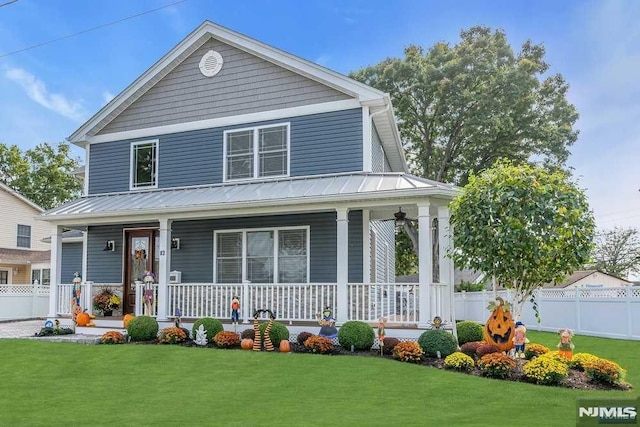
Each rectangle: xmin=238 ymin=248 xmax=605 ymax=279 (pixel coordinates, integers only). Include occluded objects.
xmin=43 ymin=21 xmax=458 ymax=330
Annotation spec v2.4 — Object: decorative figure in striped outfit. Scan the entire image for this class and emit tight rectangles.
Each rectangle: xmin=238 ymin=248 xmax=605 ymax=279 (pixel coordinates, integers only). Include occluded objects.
xmin=252 ymin=309 xmax=276 ymax=351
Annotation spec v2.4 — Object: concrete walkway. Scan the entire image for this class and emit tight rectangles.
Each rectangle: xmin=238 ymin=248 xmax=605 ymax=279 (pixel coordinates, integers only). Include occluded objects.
xmin=0 ymin=319 xmax=100 ymax=343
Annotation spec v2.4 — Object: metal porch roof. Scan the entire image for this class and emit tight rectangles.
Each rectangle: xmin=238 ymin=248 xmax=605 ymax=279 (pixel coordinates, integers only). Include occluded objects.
xmin=41 ymin=173 xmax=458 ymax=221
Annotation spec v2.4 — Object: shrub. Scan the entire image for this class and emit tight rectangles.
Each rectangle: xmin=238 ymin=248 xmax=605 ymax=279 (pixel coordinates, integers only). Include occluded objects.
xmin=444 ymin=352 xmax=475 ymax=371
xmin=584 ymin=358 xmax=626 ymax=384
xmin=158 ymin=327 xmax=187 ymax=344
xmin=241 ymin=329 xmax=255 ymax=340
xmin=460 ymin=341 xmax=483 ymax=358
xmin=304 ymin=336 xmax=334 ymax=354
xmin=456 ymin=321 xmax=484 ymax=345
xmin=475 ymin=343 xmax=500 ymax=357
xmin=258 ymin=321 xmax=290 ymax=347
xmin=338 ymin=321 xmax=375 ymax=351
xmin=568 ymin=353 xmax=600 ymax=371
xmin=127 ymin=315 xmax=159 ymax=341
xmin=523 ymin=357 xmax=569 ymax=385
xmin=192 ymin=318 xmax=224 ymax=343
xmin=539 ymin=350 xmax=568 ymax=365
xmin=477 ymin=353 xmax=516 ymax=379
xmin=297 ymin=331 xmax=314 ymax=345
xmin=213 ymin=331 xmax=241 ymax=348
xmin=392 ymin=341 xmax=424 ymax=363
xmin=418 ymin=329 xmax=458 ymax=358
xmin=101 ymin=330 xmax=125 ymax=344
xmin=178 ymin=327 xmax=191 ymax=340
xmin=382 ymin=337 xmax=401 ymax=355
xmin=36 ymin=327 xmax=74 ymax=337
xmin=524 ymin=343 xmax=550 ymax=360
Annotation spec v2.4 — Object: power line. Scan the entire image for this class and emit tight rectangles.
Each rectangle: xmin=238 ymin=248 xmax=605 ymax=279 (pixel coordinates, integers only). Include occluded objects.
xmin=0 ymin=0 xmax=188 ymax=59
xmin=0 ymin=0 xmax=19 ymax=9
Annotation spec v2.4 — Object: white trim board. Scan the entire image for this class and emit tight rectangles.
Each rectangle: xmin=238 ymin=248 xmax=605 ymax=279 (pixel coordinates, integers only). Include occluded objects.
xmin=85 ymin=100 xmax=360 ymax=145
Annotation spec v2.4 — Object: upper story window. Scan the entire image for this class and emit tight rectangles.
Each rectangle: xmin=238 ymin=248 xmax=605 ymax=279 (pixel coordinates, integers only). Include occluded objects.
xmin=17 ymin=224 xmax=31 ymax=248
xmin=130 ymin=140 xmax=158 ymax=189
xmin=224 ymin=123 xmax=289 ymax=181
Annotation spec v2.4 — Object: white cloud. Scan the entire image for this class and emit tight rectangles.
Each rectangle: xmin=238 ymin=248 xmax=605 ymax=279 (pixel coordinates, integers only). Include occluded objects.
xmin=102 ymin=90 xmax=115 ymax=104
xmin=5 ymin=67 xmax=85 ymax=121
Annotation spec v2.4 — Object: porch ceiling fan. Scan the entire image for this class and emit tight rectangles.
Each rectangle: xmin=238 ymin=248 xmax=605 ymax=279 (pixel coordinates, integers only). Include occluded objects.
xmin=378 ymin=207 xmax=416 ymax=228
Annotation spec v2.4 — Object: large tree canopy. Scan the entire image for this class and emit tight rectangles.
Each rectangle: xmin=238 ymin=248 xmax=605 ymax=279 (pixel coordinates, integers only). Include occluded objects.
xmin=350 ymin=26 xmax=578 ymax=186
xmin=588 ymin=227 xmax=640 ymax=279
xmin=450 ymin=160 xmax=595 ymax=320
xmin=0 ymin=142 xmax=82 ymax=210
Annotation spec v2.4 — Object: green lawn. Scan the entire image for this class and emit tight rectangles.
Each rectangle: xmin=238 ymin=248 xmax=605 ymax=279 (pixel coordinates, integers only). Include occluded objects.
xmin=0 ymin=331 xmax=637 ymax=426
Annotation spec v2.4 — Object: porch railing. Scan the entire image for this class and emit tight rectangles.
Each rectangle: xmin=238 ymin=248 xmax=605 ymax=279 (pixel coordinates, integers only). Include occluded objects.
xmin=348 ymin=283 xmax=419 ymax=324
xmin=166 ymin=283 xmax=337 ymax=322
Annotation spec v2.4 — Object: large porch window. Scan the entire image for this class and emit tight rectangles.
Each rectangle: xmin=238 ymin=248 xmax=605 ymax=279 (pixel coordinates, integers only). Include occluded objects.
xmin=215 ymin=227 xmax=308 ymax=284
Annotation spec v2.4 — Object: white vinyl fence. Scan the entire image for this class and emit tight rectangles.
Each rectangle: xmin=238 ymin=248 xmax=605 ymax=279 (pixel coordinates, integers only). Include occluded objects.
xmin=455 ymin=287 xmax=640 ymax=341
xmin=0 ymin=284 xmax=50 ymax=321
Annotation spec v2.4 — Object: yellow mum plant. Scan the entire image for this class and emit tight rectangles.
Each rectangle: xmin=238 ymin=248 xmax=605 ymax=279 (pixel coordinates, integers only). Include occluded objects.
xmin=523 ymin=356 xmax=568 ymax=385
xmin=444 ymin=351 xmax=475 ymax=371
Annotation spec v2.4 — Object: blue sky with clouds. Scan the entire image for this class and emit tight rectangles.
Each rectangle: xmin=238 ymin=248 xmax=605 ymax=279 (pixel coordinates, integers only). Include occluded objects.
xmin=0 ymin=0 xmax=638 ymax=229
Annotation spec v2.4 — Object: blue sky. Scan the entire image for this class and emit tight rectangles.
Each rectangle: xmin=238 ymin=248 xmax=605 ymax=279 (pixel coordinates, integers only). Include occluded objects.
xmin=0 ymin=0 xmax=639 ymax=230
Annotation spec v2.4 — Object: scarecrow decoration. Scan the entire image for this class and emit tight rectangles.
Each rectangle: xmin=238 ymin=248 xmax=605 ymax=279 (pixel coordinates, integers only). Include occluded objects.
xmin=71 ymin=272 xmax=83 ymax=323
xmin=377 ymin=317 xmax=386 ymax=356
xmin=143 ymin=270 xmax=156 ymax=315
xmin=512 ymin=321 xmax=529 ymax=359
xmin=557 ymin=328 xmax=575 ymax=360
xmin=231 ymin=296 xmax=240 ymax=331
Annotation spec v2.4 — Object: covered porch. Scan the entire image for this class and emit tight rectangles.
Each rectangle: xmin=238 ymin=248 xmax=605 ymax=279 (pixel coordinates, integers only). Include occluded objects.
xmin=42 ymin=173 xmax=458 ymax=329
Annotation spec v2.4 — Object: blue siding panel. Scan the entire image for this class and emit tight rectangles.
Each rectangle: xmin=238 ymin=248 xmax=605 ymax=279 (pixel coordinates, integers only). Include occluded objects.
xmin=83 ymin=213 xmax=363 ymax=284
xmin=88 ymin=108 xmax=363 ymax=195
xmin=61 ymin=242 xmax=83 ymax=282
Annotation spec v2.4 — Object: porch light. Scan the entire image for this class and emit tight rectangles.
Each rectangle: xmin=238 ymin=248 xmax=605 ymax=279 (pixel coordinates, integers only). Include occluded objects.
xmin=394 ymin=207 xmax=407 ymax=228
xmin=103 ymin=240 xmax=115 ymax=252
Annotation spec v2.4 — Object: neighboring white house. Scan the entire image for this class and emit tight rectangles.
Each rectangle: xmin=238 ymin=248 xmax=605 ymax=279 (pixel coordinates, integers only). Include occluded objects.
xmin=0 ymin=183 xmax=51 ymax=285
xmin=545 ymin=270 xmax=632 ymax=289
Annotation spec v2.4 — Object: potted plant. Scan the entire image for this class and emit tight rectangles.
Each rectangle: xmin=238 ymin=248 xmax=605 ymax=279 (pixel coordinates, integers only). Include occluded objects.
xmin=93 ymin=289 xmax=121 ymax=316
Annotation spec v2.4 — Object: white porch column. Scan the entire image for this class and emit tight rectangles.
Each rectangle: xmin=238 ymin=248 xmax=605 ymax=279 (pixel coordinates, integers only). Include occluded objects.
xmin=157 ymin=218 xmax=172 ymax=321
xmin=336 ymin=208 xmax=349 ymax=325
xmin=438 ymin=206 xmax=454 ymax=323
xmin=47 ymin=225 xmax=63 ymax=318
xmin=417 ymin=202 xmax=432 ymax=328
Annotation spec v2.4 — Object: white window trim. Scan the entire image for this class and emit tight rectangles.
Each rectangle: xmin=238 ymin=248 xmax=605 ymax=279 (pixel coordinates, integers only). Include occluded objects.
xmin=0 ymin=268 xmax=11 ymax=285
xmin=213 ymin=225 xmax=310 ymax=284
xmin=129 ymin=139 xmax=159 ymax=191
xmin=222 ymin=122 xmax=290 ymax=183
xmin=16 ymin=224 xmax=31 ymax=249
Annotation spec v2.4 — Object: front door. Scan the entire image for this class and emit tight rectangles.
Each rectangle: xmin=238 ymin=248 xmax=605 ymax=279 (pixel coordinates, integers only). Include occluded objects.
xmin=124 ymin=229 xmax=158 ymax=315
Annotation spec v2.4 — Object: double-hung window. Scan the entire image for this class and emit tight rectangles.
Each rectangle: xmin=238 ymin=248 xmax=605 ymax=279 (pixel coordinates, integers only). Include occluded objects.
xmin=224 ymin=123 xmax=289 ymax=181
xmin=130 ymin=140 xmax=158 ymax=189
xmin=17 ymin=224 xmax=31 ymax=248
xmin=215 ymin=227 xmax=308 ymax=284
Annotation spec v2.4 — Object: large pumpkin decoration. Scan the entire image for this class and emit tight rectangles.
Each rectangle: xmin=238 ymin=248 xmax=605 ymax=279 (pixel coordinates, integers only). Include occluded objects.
xmin=123 ymin=314 xmax=135 ymax=328
xmin=483 ymin=297 xmax=515 ymax=352
xmin=241 ymin=338 xmax=254 ymax=350
xmin=279 ymin=340 xmax=291 ymax=353
xmin=76 ymin=310 xmax=91 ymax=327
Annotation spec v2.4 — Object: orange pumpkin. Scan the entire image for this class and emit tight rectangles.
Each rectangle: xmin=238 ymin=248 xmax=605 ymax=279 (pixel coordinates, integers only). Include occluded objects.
xmin=483 ymin=297 xmax=515 ymax=352
xmin=241 ymin=338 xmax=254 ymax=350
xmin=123 ymin=314 xmax=135 ymax=328
xmin=279 ymin=340 xmax=291 ymax=353
xmin=76 ymin=310 xmax=90 ymax=327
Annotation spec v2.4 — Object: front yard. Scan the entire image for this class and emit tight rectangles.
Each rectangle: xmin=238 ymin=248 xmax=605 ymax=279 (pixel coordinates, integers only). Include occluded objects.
xmin=0 ymin=330 xmax=636 ymax=426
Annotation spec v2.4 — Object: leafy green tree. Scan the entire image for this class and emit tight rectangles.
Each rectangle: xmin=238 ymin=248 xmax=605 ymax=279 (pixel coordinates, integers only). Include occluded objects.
xmin=450 ymin=160 xmax=594 ymax=320
xmin=351 ymin=27 xmax=579 ymax=274
xmin=0 ymin=142 xmax=82 ymax=209
xmin=588 ymin=227 xmax=640 ymax=279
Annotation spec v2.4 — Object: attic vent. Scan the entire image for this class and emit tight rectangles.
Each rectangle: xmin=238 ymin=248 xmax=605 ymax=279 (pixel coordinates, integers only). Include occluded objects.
xmin=199 ymin=50 xmax=224 ymax=77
